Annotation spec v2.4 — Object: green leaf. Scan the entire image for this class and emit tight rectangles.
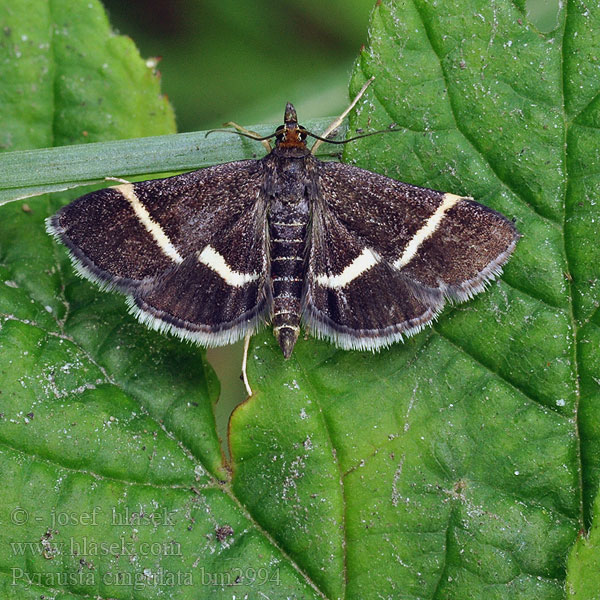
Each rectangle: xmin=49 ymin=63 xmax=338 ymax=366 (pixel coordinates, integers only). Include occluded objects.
xmin=2 ymin=1 xmax=600 ymax=600
xmin=231 ymin=1 xmax=600 ymax=598
xmin=566 ymin=488 xmax=600 ymax=598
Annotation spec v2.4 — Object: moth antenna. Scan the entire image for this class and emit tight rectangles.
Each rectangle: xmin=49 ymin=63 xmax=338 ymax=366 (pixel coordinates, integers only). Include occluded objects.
xmin=205 ymin=129 xmax=276 ymax=142
xmin=207 ymin=120 xmax=275 ymax=152
xmin=304 ymin=127 xmax=401 ymax=147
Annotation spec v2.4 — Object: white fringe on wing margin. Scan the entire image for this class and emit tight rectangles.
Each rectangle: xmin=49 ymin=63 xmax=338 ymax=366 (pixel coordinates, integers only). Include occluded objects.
xmin=125 ymin=295 xmax=267 ymax=348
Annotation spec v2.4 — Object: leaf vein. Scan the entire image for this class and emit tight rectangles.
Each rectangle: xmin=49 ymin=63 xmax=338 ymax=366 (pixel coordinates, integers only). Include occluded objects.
xmin=559 ymin=0 xmax=585 ymax=528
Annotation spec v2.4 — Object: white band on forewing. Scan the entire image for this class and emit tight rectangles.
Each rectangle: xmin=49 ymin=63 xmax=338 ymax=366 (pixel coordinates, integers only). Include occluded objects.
xmin=198 ymin=245 xmax=260 ymax=287
xmin=316 ymin=247 xmax=380 ymax=289
xmin=394 ymin=193 xmax=462 ymax=270
xmin=114 ymin=183 xmax=184 ymax=264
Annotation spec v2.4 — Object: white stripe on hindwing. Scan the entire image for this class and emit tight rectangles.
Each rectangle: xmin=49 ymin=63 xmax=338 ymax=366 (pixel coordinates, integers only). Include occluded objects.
xmin=316 ymin=247 xmax=381 ymax=289
xmin=113 ymin=183 xmax=184 ymax=264
xmin=393 ymin=192 xmax=463 ymax=270
xmin=197 ymin=245 xmax=260 ymax=287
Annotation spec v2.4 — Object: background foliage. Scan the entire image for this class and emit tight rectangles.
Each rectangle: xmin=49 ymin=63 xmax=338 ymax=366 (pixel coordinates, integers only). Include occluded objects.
xmin=101 ymin=0 xmax=561 ymax=131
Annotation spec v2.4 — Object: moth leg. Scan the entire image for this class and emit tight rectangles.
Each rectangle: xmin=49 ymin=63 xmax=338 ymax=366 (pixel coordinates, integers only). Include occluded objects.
xmin=310 ymin=76 xmax=375 ymax=154
xmin=104 ymin=176 xmax=131 ymax=185
xmin=223 ymin=121 xmax=272 ymax=152
xmin=241 ymin=331 xmax=252 ymax=397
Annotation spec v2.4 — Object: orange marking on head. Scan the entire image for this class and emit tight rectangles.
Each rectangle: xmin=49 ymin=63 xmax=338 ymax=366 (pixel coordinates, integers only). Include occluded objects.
xmin=277 ymin=125 xmax=307 ymax=149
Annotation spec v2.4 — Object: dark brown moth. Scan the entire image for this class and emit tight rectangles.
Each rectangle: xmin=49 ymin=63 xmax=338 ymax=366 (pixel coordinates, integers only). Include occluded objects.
xmin=47 ymin=103 xmax=519 ymax=358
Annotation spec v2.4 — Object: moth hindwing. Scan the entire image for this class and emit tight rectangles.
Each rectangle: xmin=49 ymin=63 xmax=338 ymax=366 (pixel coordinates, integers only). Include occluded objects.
xmin=47 ymin=102 xmax=519 ymax=358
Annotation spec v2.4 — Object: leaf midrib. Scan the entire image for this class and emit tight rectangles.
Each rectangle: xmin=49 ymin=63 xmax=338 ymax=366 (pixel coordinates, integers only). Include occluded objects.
xmin=558 ymin=0 xmax=585 ymax=528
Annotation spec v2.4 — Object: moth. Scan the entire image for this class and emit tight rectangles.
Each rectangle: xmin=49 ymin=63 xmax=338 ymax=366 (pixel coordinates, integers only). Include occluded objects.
xmin=47 ymin=99 xmax=519 ymax=360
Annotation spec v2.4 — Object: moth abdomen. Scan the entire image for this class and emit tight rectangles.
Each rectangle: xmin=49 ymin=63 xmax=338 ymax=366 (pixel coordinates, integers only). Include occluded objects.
xmin=269 ymin=213 xmax=308 ymax=357
xmin=272 ymin=305 xmax=301 ymax=359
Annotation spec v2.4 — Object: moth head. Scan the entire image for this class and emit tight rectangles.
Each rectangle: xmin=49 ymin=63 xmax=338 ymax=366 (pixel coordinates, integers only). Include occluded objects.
xmin=275 ymin=102 xmax=308 ymax=149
